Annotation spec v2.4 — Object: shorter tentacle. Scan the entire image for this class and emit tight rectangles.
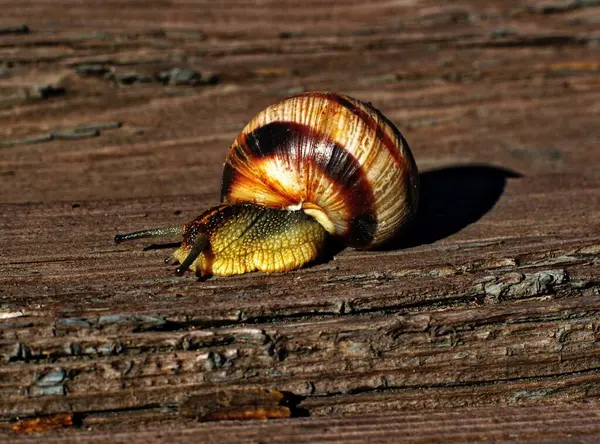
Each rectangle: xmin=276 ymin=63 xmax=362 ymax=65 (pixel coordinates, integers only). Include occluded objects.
xmin=176 ymin=236 xmax=209 ymax=275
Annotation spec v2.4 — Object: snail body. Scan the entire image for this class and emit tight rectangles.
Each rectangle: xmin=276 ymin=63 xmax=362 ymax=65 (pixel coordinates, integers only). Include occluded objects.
xmin=115 ymin=92 xmax=419 ymax=277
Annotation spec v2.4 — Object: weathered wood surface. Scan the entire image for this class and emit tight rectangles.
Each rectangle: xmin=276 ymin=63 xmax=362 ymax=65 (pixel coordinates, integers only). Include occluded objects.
xmin=5 ymin=404 xmax=600 ymax=443
xmin=1 ymin=0 xmax=600 ymax=441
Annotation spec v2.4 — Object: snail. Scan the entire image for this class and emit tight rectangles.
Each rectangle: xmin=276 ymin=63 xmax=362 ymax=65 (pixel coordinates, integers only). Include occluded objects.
xmin=115 ymin=92 xmax=419 ymax=277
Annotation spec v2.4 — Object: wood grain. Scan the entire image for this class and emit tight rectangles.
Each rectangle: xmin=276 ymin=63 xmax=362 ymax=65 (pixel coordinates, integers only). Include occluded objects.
xmin=1 ymin=0 xmax=600 ymax=441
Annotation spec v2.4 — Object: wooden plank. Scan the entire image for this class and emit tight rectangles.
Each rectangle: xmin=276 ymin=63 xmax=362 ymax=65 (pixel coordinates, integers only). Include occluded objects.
xmin=5 ymin=404 xmax=600 ymax=442
xmin=1 ymin=0 xmax=600 ymax=440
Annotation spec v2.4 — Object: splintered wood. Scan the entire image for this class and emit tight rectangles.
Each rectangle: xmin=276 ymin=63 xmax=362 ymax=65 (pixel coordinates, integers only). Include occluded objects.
xmin=10 ymin=414 xmax=75 ymax=434
xmin=180 ymin=388 xmax=298 ymax=421
xmin=0 ymin=0 xmax=599 ymax=441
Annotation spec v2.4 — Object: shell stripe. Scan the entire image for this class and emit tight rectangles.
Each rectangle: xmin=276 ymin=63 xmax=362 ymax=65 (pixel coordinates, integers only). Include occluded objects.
xmin=221 ymin=121 xmax=377 ymax=246
xmin=312 ymin=92 xmax=406 ymax=169
xmin=325 ymin=93 xmax=419 ymax=231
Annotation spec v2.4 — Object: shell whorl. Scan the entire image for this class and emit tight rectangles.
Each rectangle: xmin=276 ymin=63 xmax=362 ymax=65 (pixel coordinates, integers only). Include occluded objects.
xmin=220 ymin=92 xmax=419 ymax=248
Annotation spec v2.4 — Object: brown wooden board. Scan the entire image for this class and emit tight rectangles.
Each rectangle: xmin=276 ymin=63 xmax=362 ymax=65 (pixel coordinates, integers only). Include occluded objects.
xmin=1 ymin=0 xmax=600 ymax=441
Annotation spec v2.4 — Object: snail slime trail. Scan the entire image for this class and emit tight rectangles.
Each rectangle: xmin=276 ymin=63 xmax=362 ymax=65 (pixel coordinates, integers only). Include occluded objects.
xmin=115 ymin=92 xmax=420 ymax=277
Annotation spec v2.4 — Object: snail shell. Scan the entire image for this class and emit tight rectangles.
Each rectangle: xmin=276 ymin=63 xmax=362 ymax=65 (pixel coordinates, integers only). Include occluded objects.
xmin=115 ymin=92 xmax=419 ymax=277
xmin=221 ymin=92 xmax=419 ymax=248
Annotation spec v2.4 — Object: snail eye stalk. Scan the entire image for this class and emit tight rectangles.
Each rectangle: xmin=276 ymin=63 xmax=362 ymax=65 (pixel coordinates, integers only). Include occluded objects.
xmin=114 ymin=226 xmax=183 ymax=243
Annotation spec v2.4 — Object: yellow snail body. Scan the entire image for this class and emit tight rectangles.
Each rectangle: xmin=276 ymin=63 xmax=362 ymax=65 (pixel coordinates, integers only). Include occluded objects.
xmin=115 ymin=92 xmax=419 ymax=277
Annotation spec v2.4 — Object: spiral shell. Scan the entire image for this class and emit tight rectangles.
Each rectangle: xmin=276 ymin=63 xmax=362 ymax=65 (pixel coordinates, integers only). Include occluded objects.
xmin=220 ymin=92 xmax=419 ymax=248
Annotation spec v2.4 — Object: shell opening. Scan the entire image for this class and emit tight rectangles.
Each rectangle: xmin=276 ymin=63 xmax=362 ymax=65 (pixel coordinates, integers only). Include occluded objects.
xmin=302 ymin=203 xmax=336 ymax=235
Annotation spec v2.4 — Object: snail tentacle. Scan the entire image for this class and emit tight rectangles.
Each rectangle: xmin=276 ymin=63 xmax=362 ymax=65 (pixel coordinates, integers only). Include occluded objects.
xmin=176 ymin=235 xmax=209 ymax=276
xmin=114 ymin=226 xmax=183 ymax=243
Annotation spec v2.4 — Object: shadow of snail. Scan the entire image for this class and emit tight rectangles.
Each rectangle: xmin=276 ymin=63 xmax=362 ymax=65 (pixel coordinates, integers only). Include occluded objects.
xmin=115 ymin=92 xmax=520 ymax=278
xmin=381 ymin=164 xmax=521 ymax=250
